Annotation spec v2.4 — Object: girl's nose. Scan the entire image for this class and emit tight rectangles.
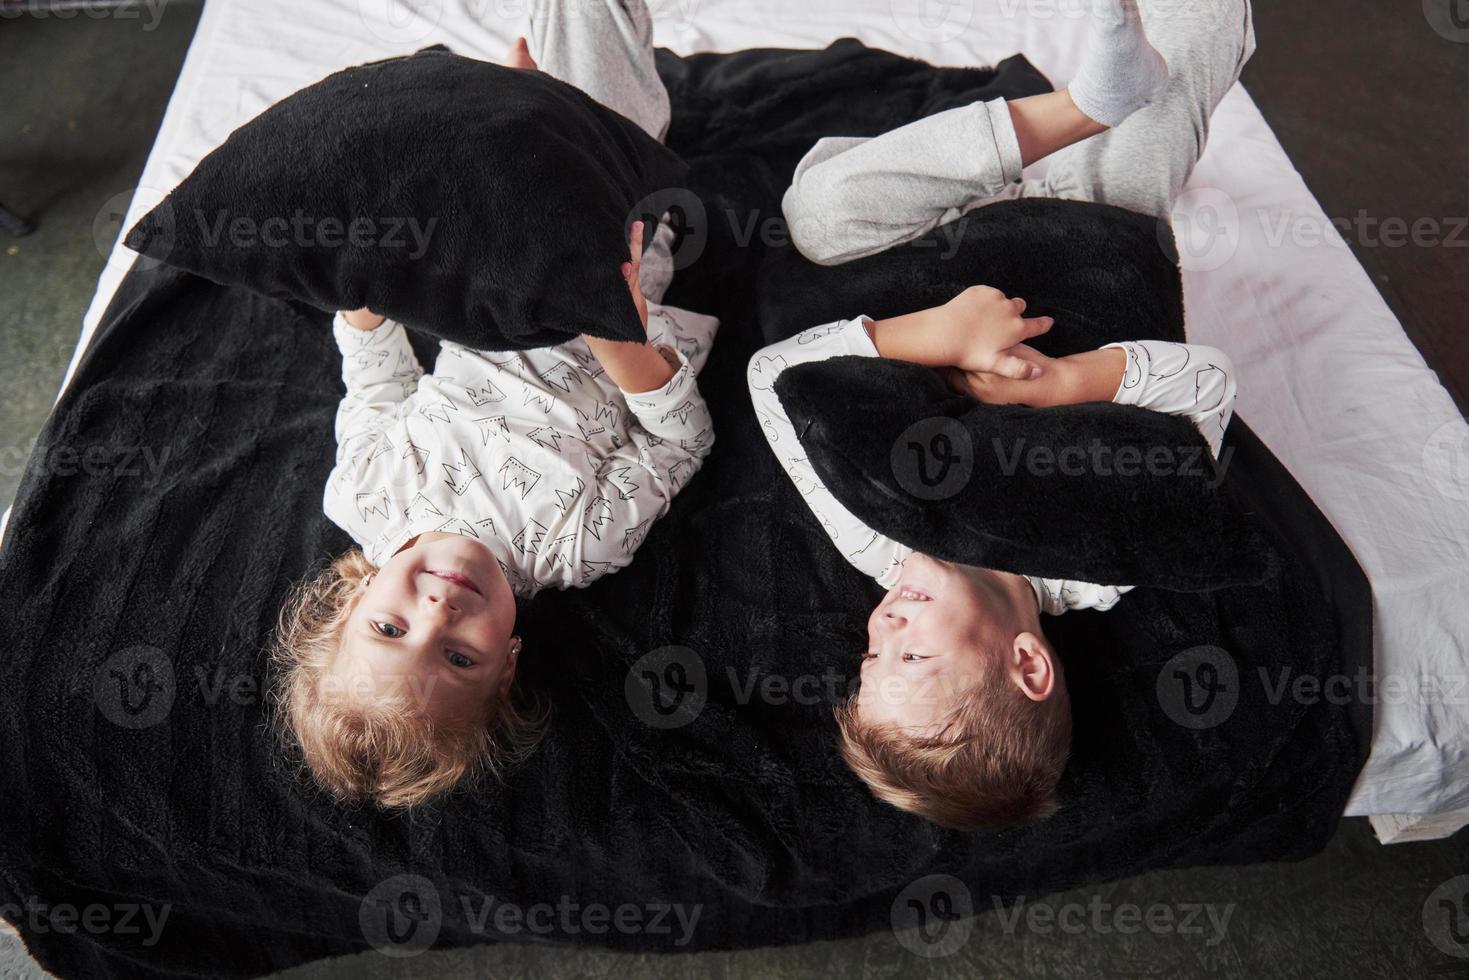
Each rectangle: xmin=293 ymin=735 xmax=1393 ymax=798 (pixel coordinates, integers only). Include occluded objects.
xmin=422 ymin=592 xmax=459 ymax=615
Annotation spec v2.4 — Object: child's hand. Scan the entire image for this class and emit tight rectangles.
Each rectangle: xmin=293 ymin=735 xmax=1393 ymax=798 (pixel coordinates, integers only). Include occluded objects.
xmin=943 ymin=344 xmax=1128 ymax=408
xmin=866 ymin=285 xmax=1052 ymax=378
xmin=938 ymin=286 xmax=1054 ymax=377
xmin=941 ymin=344 xmax=1066 ymax=406
xmin=621 ymin=220 xmax=649 ymax=334
xmin=504 ymin=36 xmax=538 ymax=71
xmin=341 ymin=307 xmax=385 ymax=331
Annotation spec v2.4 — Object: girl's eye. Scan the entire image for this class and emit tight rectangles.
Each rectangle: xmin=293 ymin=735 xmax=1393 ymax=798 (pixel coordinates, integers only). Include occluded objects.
xmin=374 ymin=622 xmax=405 ymax=638
xmin=447 ymin=651 xmax=473 ymax=669
xmin=902 ymin=652 xmax=925 ymax=663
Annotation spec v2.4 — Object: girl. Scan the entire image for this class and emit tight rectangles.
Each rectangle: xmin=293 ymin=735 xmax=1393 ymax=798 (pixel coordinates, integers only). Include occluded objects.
xmin=272 ymin=0 xmax=717 ymax=808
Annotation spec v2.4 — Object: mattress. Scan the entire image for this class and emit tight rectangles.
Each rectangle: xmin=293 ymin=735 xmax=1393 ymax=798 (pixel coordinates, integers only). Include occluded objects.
xmin=33 ymin=0 xmax=1469 ymax=822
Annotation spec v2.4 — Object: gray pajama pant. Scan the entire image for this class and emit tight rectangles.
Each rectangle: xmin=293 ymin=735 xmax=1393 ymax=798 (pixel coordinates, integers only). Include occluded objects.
xmin=525 ymin=0 xmax=676 ymax=300
xmin=782 ymin=0 xmax=1258 ymax=265
xmin=526 ymin=0 xmax=671 ymax=143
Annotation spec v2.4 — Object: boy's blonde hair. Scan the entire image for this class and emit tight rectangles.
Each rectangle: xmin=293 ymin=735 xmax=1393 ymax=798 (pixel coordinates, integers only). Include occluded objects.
xmin=835 ymin=662 xmax=1070 ymax=832
xmin=269 ymin=548 xmax=546 ymax=808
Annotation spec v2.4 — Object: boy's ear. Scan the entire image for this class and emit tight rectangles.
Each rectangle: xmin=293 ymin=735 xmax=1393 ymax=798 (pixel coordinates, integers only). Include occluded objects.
xmin=1010 ymin=631 xmax=1056 ymax=702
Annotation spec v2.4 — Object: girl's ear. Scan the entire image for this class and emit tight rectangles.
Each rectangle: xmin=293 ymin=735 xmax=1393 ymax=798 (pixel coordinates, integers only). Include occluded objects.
xmin=498 ymin=637 xmax=523 ymax=699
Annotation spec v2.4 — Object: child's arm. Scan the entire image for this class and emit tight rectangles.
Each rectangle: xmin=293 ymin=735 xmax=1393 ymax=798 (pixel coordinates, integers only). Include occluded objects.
xmin=551 ymin=354 xmax=714 ymax=589
xmin=542 ymin=221 xmax=714 ymax=589
xmin=319 ymin=308 xmax=426 ymax=564
xmin=748 ymin=318 xmax=907 ymax=583
xmin=943 ymin=340 xmax=1238 ymax=458
xmin=747 ymin=286 xmax=1052 ymax=584
xmin=941 ymin=339 xmax=1239 ymax=615
xmin=331 ymin=307 xmax=424 ymax=457
xmin=580 ymin=221 xmax=680 ymax=394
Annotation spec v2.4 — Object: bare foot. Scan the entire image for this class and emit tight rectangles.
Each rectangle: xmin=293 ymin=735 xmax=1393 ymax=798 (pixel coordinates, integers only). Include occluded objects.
xmin=504 ymin=37 xmax=537 ymax=71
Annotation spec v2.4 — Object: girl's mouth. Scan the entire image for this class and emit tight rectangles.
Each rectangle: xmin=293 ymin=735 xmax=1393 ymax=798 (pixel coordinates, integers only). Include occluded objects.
xmin=429 ymin=569 xmax=482 ymax=596
xmin=897 ymin=586 xmax=932 ymax=602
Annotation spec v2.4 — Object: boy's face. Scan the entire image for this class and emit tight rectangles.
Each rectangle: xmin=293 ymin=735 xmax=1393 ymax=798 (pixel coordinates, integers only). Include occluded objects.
xmin=857 ymin=552 xmax=1056 ymax=735
xmin=332 ymin=533 xmax=519 ymax=725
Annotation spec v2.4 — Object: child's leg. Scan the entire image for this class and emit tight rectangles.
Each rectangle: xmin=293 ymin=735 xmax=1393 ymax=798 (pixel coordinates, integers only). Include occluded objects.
xmin=1029 ymin=0 xmax=1257 ymax=218
xmin=781 ymin=0 xmax=1170 ymax=267
xmin=526 ymin=0 xmax=670 ymax=143
xmin=525 ymin=0 xmax=676 ymax=301
xmin=781 ymin=100 xmax=1031 ymax=266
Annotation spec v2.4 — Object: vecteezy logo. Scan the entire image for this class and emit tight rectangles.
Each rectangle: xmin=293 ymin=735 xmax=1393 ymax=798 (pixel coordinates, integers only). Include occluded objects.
xmin=93 ymin=645 xmax=175 ymax=729
xmin=357 ymin=0 xmax=445 ymax=46
xmin=1424 ymin=875 xmax=1469 ymax=958
xmin=1156 ymin=645 xmax=1239 ymax=729
xmin=96 ymin=187 xmax=174 ymax=274
xmin=359 ymin=874 xmax=443 ymax=957
xmin=891 ymin=874 xmax=974 ymax=958
xmin=890 ymin=0 xmax=975 ymax=43
xmin=1163 ymin=187 xmax=1241 ymax=273
xmin=625 ymin=645 xmax=708 ymax=729
xmin=1422 ymin=418 xmax=1469 ymax=502
xmin=627 ymin=187 xmax=709 ymax=271
xmin=890 ymin=417 xmax=973 ymax=501
xmin=1424 ymin=0 xmax=1469 ymax=42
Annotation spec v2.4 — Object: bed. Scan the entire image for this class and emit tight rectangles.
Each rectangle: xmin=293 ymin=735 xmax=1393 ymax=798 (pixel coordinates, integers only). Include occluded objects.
xmin=0 ymin=0 xmax=1458 ymax=975
xmin=27 ymin=0 xmax=1460 ymax=838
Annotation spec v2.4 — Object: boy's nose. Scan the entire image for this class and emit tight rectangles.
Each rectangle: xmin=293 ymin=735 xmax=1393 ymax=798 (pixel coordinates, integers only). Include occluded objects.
xmin=881 ymin=610 xmax=907 ymax=628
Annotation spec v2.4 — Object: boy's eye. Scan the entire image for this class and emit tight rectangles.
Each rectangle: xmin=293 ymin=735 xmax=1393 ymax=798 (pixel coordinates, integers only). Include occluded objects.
xmin=901 ymin=652 xmax=927 ymax=663
xmin=447 ymin=651 xmax=473 ymax=669
xmin=374 ymin=621 xmax=405 ymax=638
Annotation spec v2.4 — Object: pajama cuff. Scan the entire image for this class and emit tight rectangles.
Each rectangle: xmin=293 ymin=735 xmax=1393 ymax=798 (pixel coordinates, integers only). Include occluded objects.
xmin=622 ymin=346 xmax=700 ymax=421
xmin=332 ymin=311 xmax=404 ymax=350
xmin=981 ymin=98 xmax=1025 ymax=187
xmin=849 ymin=316 xmax=882 ymax=357
xmin=1101 ymin=341 xmax=1146 ymax=405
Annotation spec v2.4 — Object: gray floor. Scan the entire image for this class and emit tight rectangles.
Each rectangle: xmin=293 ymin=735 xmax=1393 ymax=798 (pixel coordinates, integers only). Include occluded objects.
xmin=3 ymin=2 xmax=1468 ymax=978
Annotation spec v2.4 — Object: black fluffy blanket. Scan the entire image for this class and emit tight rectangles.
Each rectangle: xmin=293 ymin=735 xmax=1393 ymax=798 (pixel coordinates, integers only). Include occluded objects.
xmin=0 ymin=41 xmax=1371 ymax=978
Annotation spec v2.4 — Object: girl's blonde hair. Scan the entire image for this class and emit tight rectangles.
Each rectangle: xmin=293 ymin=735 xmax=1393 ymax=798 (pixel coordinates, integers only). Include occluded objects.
xmin=269 ymin=548 xmax=546 ymax=808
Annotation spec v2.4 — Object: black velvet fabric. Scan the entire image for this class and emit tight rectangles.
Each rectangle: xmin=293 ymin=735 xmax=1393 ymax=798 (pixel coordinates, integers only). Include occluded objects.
xmin=765 ymin=198 xmax=1274 ymax=591
xmin=757 ymin=197 xmax=1187 ymax=354
xmin=778 ymin=355 xmax=1275 ymax=590
xmin=123 ymin=45 xmax=688 ymax=350
xmin=0 ymin=41 xmax=1371 ymax=979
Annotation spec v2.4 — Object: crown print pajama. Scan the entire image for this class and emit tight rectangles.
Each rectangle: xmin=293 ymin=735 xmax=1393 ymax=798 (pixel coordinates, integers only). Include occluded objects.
xmin=323 ymin=0 xmax=716 ymax=596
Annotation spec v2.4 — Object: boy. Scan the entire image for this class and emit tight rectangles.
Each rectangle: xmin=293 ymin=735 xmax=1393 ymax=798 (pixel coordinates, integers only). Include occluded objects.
xmin=749 ymin=0 xmax=1252 ymax=830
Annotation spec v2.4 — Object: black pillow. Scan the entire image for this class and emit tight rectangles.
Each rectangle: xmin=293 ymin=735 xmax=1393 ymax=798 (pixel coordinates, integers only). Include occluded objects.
xmin=124 ymin=45 xmax=688 ymax=349
xmin=761 ymin=198 xmax=1274 ymax=591
xmin=758 ymin=196 xmax=1186 ymax=350
xmin=776 ymin=355 xmax=1274 ymax=590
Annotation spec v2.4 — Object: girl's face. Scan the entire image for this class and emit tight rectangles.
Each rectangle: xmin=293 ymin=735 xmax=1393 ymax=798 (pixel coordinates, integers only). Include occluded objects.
xmin=332 ymin=533 xmax=519 ymax=724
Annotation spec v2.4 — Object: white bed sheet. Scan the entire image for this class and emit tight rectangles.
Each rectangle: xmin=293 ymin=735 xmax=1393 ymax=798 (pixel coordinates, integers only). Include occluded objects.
xmin=39 ymin=0 xmax=1469 ymax=821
